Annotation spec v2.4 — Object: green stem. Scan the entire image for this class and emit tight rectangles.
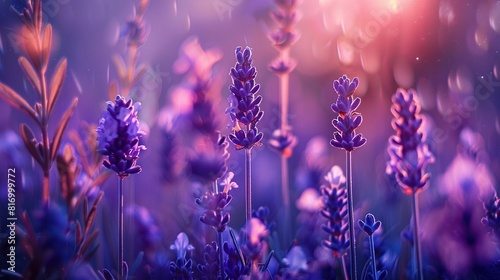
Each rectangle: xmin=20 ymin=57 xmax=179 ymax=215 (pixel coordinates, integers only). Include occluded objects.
xmin=346 ymin=151 xmax=357 ymax=280
xmin=412 ymin=192 xmax=423 ymax=280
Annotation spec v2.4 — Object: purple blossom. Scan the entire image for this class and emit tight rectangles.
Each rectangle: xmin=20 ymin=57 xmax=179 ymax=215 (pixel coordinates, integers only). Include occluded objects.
xmin=226 ymin=46 xmax=264 ymax=150
xmin=330 ymin=75 xmax=366 ymax=151
xmin=321 ymin=166 xmax=349 ymax=257
xmin=268 ymin=128 xmax=297 ymax=157
xmin=358 ymin=213 xmax=381 ymax=236
xmin=482 ymin=194 xmax=500 ymax=243
xmin=386 ymin=88 xmax=433 ymax=194
xmin=187 ymin=133 xmax=230 ymax=184
xmin=96 ymin=95 xmax=146 ymax=178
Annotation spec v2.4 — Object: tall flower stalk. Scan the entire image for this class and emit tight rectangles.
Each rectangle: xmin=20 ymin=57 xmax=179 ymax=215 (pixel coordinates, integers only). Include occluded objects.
xmin=330 ymin=75 xmax=367 ymax=279
xmin=226 ymin=46 xmax=264 ymax=222
xmin=268 ymin=0 xmax=300 ymax=246
xmin=96 ymin=95 xmax=146 ymax=280
xmin=0 ymin=0 xmax=78 ymax=205
xmin=387 ymin=88 xmax=433 ymax=280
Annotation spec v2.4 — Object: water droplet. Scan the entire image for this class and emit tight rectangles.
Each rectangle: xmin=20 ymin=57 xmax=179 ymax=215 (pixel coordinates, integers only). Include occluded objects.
xmin=490 ymin=3 xmax=500 ymax=32
xmin=439 ymin=0 xmax=455 ymax=25
xmin=337 ymin=39 xmax=355 ymax=65
xmin=393 ymin=59 xmax=414 ymax=88
xmin=360 ymin=48 xmax=380 ymax=74
xmin=474 ymin=28 xmax=489 ymax=51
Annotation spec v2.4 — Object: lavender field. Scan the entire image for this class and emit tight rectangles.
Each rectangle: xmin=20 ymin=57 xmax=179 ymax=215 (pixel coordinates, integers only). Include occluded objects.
xmin=1 ymin=0 xmax=500 ymax=279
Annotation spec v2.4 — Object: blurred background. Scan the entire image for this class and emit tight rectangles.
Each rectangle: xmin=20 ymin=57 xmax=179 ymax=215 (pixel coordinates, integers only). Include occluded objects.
xmin=1 ymin=0 xmax=500 ymax=277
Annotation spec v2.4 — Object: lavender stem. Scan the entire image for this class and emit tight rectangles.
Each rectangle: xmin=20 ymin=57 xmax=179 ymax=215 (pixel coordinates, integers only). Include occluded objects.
xmin=412 ymin=192 xmax=423 ymax=280
xmin=341 ymin=255 xmax=350 ymax=280
xmin=245 ymin=148 xmax=252 ymax=222
xmin=346 ymin=151 xmax=357 ymax=280
xmin=119 ymin=177 xmax=124 ymax=280
xmin=218 ymin=231 xmax=224 ymax=279
xmin=369 ymin=235 xmax=378 ymax=280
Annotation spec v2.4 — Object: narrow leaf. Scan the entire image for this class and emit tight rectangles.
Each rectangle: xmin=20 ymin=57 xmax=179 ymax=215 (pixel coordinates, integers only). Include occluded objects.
xmin=75 ymin=220 xmax=83 ymax=246
xmin=83 ymin=197 xmax=88 ymax=227
xmin=41 ymin=24 xmax=52 ymax=71
xmin=18 ymin=57 xmax=41 ymax=94
xmin=112 ymin=55 xmax=126 ymax=83
xmin=20 ymin=124 xmax=44 ymax=167
xmin=50 ymin=97 xmax=78 ymax=162
xmin=108 ymin=81 xmax=118 ymax=101
xmin=48 ymin=58 xmax=67 ymax=114
xmin=33 ymin=0 xmax=42 ymax=33
xmin=129 ymin=251 xmax=144 ymax=277
xmin=84 ymin=191 xmax=104 ymax=236
xmin=229 ymin=228 xmax=246 ymax=266
xmin=80 ymin=229 xmax=99 ymax=256
xmin=131 ymin=64 xmax=148 ymax=88
xmin=82 ymin=243 xmax=100 ymax=263
xmin=261 ymin=250 xmax=274 ymax=272
xmin=0 ymin=83 xmax=39 ymax=124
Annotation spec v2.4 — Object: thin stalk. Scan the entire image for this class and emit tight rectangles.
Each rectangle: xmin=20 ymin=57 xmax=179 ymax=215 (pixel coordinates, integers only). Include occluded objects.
xmin=281 ymin=156 xmax=290 ymax=246
xmin=412 ymin=192 xmax=423 ymax=280
xmin=341 ymin=255 xmax=350 ymax=280
xmin=245 ymin=148 xmax=252 ymax=222
xmin=218 ymin=231 xmax=224 ymax=279
xmin=119 ymin=177 xmax=125 ymax=280
xmin=214 ymin=179 xmax=224 ymax=279
xmin=279 ymin=48 xmax=291 ymax=246
xmin=346 ymin=151 xmax=357 ymax=280
xmin=39 ymin=66 xmax=50 ymax=205
xmin=369 ymin=235 xmax=378 ymax=280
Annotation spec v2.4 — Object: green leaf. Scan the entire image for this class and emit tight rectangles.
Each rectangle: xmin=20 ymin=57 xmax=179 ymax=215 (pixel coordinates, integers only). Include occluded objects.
xmin=41 ymin=24 xmax=52 ymax=71
xmin=48 ymin=58 xmax=68 ymax=115
xmin=50 ymin=97 xmax=78 ymax=162
xmin=18 ymin=57 xmax=41 ymax=94
xmin=0 ymin=83 xmax=39 ymax=124
xmin=20 ymin=124 xmax=44 ymax=167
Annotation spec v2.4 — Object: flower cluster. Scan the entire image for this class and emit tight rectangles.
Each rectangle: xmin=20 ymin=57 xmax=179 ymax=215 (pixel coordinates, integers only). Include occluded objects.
xmin=482 ymin=194 xmax=500 ymax=243
xmin=268 ymin=128 xmax=297 ymax=158
xmin=386 ymin=88 xmax=434 ymax=194
xmin=226 ymin=46 xmax=264 ymax=150
xmin=169 ymin=232 xmax=195 ymax=279
xmin=188 ymin=133 xmax=230 ymax=184
xmin=195 ymin=172 xmax=238 ymax=232
xmin=330 ymin=75 xmax=366 ymax=151
xmin=96 ymin=95 xmax=146 ymax=178
xmin=268 ymin=0 xmax=300 ymax=74
xmin=240 ymin=218 xmax=269 ymax=261
xmin=196 ymin=242 xmax=220 ymax=280
xmin=321 ymin=166 xmax=349 ymax=257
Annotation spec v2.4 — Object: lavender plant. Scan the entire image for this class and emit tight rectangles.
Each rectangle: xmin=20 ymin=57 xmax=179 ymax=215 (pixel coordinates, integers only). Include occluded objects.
xmin=321 ymin=165 xmax=350 ymax=278
xmin=0 ymin=0 xmax=78 ymax=205
xmin=170 ymin=232 xmax=195 ymax=280
xmin=268 ymin=0 xmax=301 ymax=246
xmin=330 ymin=75 xmax=367 ymax=279
xmin=96 ymin=95 xmax=146 ymax=280
xmin=386 ymin=88 xmax=433 ymax=280
xmin=226 ymin=46 xmax=264 ymax=221
xmin=109 ymin=0 xmax=150 ymax=100
xmin=358 ymin=213 xmax=387 ymax=280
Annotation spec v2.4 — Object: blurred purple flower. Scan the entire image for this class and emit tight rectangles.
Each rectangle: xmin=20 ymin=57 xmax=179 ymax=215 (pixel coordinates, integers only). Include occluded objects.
xmin=321 ymin=166 xmax=349 ymax=257
xmin=386 ymin=88 xmax=433 ymax=194
xmin=268 ymin=128 xmax=297 ymax=158
xmin=240 ymin=218 xmax=269 ymax=261
xmin=169 ymin=232 xmax=194 ymax=279
xmin=187 ymin=133 xmax=230 ymax=184
xmin=482 ymin=194 xmax=500 ymax=243
xmin=226 ymin=46 xmax=264 ymax=150
xmin=121 ymin=18 xmax=149 ymax=47
xmin=96 ymin=95 xmax=146 ymax=178
xmin=196 ymin=242 xmax=220 ymax=280
xmin=252 ymin=206 xmax=276 ymax=232
xmin=330 ymin=75 xmax=366 ymax=151
xmin=126 ymin=205 xmax=162 ymax=262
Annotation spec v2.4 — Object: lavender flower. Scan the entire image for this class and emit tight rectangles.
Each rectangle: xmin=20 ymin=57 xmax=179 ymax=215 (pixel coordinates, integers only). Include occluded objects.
xmin=321 ymin=166 xmax=349 ymax=258
xmin=330 ymin=75 xmax=366 ymax=151
xmin=223 ymin=242 xmax=250 ymax=278
xmin=358 ymin=213 xmax=381 ymax=236
xmin=268 ymin=129 xmax=297 ymax=158
xmin=96 ymin=95 xmax=146 ymax=178
xmin=197 ymin=242 xmax=220 ymax=280
xmin=386 ymin=88 xmax=434 ymax=194
xmin=226 ymin=46 xmax=264 ymax=150
xmin=240 ymin=218 xmax=269 ymax=264
xmin=359 ymin=213 xmax=385 ymax=280
xmin=482 ymin=194 xmax=500 ymax=243
xmin=170 ymin=232 xmax=195 ymax=279
xmin=188 ymin=133 xmax=230 ymax=184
